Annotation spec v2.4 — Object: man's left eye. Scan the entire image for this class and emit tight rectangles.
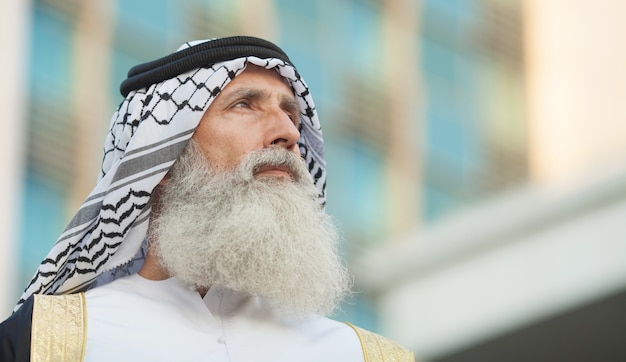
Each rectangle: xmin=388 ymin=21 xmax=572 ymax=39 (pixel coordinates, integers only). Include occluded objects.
xmin=233 ymin=101 xmax=249 ymax=109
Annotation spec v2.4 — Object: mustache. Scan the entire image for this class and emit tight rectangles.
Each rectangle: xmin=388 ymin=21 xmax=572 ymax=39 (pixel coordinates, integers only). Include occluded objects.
xmin=237 ymin=147 xmax=311 ymax=184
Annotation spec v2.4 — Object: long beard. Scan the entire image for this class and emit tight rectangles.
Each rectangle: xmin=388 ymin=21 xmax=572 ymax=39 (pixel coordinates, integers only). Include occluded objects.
xmin=148 ymin=141 xmax=351 ymax=318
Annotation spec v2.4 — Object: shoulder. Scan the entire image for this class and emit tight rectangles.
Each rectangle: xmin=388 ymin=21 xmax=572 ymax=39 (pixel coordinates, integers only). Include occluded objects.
xmin=344 ymin=322 xmax=415 ymax=362
xmin=292 ymin=315 xmax=364 ymax=360
xmin=1 ymin=294 xmax=88 ymax=362
xmin=0 ymin=296 xmax=35 ymax=362
xmin=297 ymin=316 xmax=414 ymax=362
xmin=29 ymin=293 xmax=87 ymax=362
xmin=303 ymin=314 xmax=359 ymax=338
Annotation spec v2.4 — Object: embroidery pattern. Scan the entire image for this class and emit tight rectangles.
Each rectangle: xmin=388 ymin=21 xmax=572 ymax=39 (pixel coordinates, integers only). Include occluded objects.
xmin=345 ymin=322 xmax=415 ymax=362
xmin=32 ymin=293 xmax=86 ymax=362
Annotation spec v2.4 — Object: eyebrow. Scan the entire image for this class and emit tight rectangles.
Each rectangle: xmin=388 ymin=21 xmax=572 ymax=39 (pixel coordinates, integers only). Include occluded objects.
xmin=224 ymin=88 xmax=301 ymax=119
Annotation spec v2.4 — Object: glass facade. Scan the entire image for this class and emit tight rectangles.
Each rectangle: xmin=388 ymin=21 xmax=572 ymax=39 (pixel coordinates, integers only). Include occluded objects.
xmin=421 ymin=0 xmax=526 ymax=220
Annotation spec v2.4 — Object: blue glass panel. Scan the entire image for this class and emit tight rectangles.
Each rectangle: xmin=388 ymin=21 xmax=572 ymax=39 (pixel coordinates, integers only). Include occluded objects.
xmin=275 ymin=0 xmax=318 ymax=19
xmin=29 ymin=6 xmax=72 ymax=98
xmin=115 ymin=0 xmax=173 ymax=49
xmin=325 ymin=136 xmax=385 ymax=240
xmin=423 ymin=183 xmax=461 ymax=220
xmin=18 ymin=169 xmax=68 ymax=293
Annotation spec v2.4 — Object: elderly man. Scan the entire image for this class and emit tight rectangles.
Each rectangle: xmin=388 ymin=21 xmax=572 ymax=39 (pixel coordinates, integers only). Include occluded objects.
xmin=0 ymin=36 xmax=413 ymax=361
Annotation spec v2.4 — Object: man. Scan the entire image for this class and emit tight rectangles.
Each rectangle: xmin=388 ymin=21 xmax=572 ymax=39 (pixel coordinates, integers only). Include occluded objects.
xmin=1 ymin=36 xmax=413 ymax=361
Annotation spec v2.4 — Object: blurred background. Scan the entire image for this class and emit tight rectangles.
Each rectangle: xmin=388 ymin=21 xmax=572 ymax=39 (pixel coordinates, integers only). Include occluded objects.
xmin=1 ymin=0 xmax=625 ymax=360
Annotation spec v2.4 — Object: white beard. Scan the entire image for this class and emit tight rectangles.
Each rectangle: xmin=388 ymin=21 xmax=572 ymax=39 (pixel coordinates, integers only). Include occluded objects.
xmin=148 ymin=140 xmax=351 ymax=318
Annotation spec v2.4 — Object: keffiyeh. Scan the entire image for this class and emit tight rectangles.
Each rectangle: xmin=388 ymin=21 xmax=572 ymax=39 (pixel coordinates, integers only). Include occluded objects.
xmin=16 ymin=36 xmax=327 ymax=311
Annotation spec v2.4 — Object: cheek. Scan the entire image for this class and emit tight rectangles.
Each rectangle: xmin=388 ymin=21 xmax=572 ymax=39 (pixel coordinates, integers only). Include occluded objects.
xmin=192 ymin=118 xmax=265 ymax=166
xmin=193 ymin=133 xmax=259 ymax=169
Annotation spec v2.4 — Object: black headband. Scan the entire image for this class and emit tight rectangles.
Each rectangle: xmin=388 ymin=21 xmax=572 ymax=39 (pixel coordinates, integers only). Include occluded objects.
xmin=119 ymin=36 xmax=293 ymax=97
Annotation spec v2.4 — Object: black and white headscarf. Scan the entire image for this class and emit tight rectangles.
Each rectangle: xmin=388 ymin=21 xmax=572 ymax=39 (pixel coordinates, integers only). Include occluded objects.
xmin=16 ymin=36 xmax=326 ymax=311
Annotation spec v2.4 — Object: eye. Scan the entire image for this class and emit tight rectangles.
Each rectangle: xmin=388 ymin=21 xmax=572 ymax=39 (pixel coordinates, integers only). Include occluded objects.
xmin=233 ymin=100 xmax=250 ymax=109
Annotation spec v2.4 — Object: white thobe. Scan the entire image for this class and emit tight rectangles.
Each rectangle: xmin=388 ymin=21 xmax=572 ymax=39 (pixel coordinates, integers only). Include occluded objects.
xmin=83 ymin=274 xmax=364 ymax=361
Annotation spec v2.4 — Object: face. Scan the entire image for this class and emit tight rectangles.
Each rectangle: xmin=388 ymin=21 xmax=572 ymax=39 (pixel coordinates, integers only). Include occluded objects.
xmin=192 ymin=65 xmax=301 ymax=179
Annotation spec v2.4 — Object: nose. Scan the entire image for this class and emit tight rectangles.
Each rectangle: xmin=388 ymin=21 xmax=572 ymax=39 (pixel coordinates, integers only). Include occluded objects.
xmin=266 ymin=111 xmax=301 ymax=155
